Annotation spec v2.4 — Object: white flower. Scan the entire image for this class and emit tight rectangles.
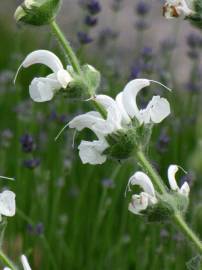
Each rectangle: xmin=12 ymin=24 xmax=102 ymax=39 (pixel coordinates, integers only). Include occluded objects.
xmin=15 ymin=50 xmax=73 ymax=102
xmin=128 ymin=164 xmax=190 ymax=215
xmin=168 ymin=165 xmax=190 ymax=197
xmin=0 ymin=190 xmax=16 ymax=221
xmin=128 ymin=171 xmax=157 ymax=215
xmin=163 ymin=0 xmax=195 ymax=19
xmin=68 ymin=79 xmax=171 ymax=165
xmin=4 ymin=255 xmax=31 ymax=270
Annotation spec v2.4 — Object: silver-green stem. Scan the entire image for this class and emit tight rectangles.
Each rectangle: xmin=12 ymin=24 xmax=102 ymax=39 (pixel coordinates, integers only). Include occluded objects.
xmin=137 ymin=150 xmax=202 ymax=254
xmin=49 ymin=20 xmax=107 ymax=118
xmin=0 ymin=250 xmax=17 ymax=270
xmin=136 ymin=150 xmax=166 ymax=194
xmin=50 ymin=20 xmax=82 ymax=75
xmin=173 ymin=213 xmax=202 ymax=254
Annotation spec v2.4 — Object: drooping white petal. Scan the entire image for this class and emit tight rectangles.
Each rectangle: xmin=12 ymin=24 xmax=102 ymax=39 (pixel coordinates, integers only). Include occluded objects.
xmin=115 ymin=92 xmax=131 ymax=125
xmin=69 ymin=111 xmax=103 ymax=132
xmin=0 ymin=190 xmax=16 ymax=217
xmin=128 ymin=171 xmax=155 ymax=197
xmin=168 ymin=165 xmax=179 ymax=191
xmin=122 ymin=79 xmax=150 ymax=121
xmin=78 ymin=139 xmax=108 ymax=165
xmin=95 ymin=95 xmax=122 ymax=132
xmin=3 ymin=268 xmax=11 ymax=270
xmin=29 ymin=77 xmax=61 ymax=102
xmin=22 ymin=50 xmax=63 ymax=73
xmin=128 ymin=192 xmax=149 ymax=215
xmin=57 ymin=69 xmax=73 ymax=89
xmin=179 ymin=182 xmax=190 ymax=197
xmin=21 ymin=255 xmax=32 ymax=270
xmin=140 ymin=96 xmax=171 ymax=124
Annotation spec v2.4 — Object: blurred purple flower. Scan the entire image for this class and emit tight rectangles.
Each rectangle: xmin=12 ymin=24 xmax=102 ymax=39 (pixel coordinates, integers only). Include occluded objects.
xmin=78 ymin=32 xmax=93 ymax=44
xmin=84 ymin=15 xmax=98 ymax=26
xmin=20 ymin=134 xmax=36 ymax=153
xmin=135 ymin=1 xmax=150 ymax=16
xmin=23 ymin=158 xmax=40 ymax=169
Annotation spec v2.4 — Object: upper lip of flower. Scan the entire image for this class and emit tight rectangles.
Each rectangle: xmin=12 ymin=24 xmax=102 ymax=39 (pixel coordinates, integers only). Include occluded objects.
xmin=14 ymin=50 xmax=73 ymax=102
xmin=168 ymin=164 xmax=190 ymax=196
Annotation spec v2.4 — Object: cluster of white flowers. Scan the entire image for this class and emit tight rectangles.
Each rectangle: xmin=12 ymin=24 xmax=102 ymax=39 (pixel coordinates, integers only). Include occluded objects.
xmin=128 ymin=165 xmax=190 ymax=215
xmin=163 ymin=0 xmax=195 ymax=18
xmin=69 ymin=79 xmax=171 ymax=165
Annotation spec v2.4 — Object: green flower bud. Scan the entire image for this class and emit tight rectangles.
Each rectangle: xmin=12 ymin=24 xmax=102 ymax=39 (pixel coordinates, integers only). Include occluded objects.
xmin=144 ymin=192 xmax=189 ymax=223
xmin=82 ymin=64 xmax=101 ymax=96
xmin=188 ymin=0 xmax=202 ymax=29
xmin=61 ymin=64 xmax=101 ymax=100
xmin=14 ymin=0 xmax=61 ymax=26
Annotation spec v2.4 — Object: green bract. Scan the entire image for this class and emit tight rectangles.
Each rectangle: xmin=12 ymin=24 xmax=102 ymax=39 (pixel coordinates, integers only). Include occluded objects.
xmin=14 ymin=0 xmax=61 ymax=26
xmin=188 ymin=0 xmax=202 ymax=29
xmin=143 ymin=192 xmax=189 ymax=223
xmin=61 ymin=64 xmax=101 ymax=100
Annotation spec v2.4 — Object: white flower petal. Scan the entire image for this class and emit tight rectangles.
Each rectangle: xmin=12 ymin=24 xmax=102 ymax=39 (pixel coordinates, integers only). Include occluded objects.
xmin=22 ymin=50 xmax=63 ymax=73
xmin=21 ymin=255 xmax=32 ymax=270
xmin=0 ymin=190 xmax=16 ymax=217
xmin=57 ymin=69 xmax=73 ymax=89
xmin=122 ymin=79 xmax=150 ymax=120
xmin=128 ymin=192 xmax=149 ymax=215
xmin=179 ymin=182 xmax=190 ymax=197
xmin=69 ymin=111 xmax=103 ymax=132
xmin=167 ymin=165 xmax=179 ymax=191
xmin=78 ymin=139 xmax=108 ymax=165
xmin=141 ymin=96 xmax=171 ymax=124
xmin=129 ymin=171 xmax=155 ymax=197
xmin=115 ymin=92 xmax=131 ymax=125
xmin=29 ymin=77 xmax=60 ymax=102
xmin=3 ymin=267 xmax=11 ymax=270
xmin=95 ymin=95 xmax=122 ymax=132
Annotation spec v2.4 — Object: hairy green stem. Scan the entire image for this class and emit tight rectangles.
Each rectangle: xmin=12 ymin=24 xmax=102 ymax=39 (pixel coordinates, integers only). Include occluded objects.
xmin=50 ymin=20 xmax=82 ymax=75
xmin=49 ymin=20 xmax=107 ymax=117
xmin=0 ymin=250 xmax=17 ymax=270
xmin=174 ymin=213 xmax=202 ymax=254
xmin=137 ymin=150 xmax=202 ymax=254
xmin=136 ymin=150 xmax=166 ymax=194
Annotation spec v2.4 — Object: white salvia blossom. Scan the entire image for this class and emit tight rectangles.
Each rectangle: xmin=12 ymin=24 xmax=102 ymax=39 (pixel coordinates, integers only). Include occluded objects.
xmin=128 ymin=171 xmax=158 ymax=215
xmin=69 ymin=79 xmax=171 ymax=165
xmin=168 ymin=165 xmax=190 ymax=196
xmin=0 ymin=176 xmax=16 ymax=221
xmin=163 ymin=0 xmax=195 ymax=19
xmin=15 ymin=50 xmax=73 ymax=102
xmin=128 ymin=164 xmax=190 ymax=215
xmin=0 ymin=190 xmax=16 ymax=221
xmin=4 ymin=255 xmax=31 ymax=270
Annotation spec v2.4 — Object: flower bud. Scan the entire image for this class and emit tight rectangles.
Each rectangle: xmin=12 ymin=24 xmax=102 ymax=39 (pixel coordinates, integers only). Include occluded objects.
xmin=14 ymin=0 xmax=61 ymax=26
xmin=144 ymin=192 xmax=189 ymax=222
xmin=188 ymin=0 xmax=202 ymax=29
xmin=61 ymin=64 xmax=101 ymax=100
